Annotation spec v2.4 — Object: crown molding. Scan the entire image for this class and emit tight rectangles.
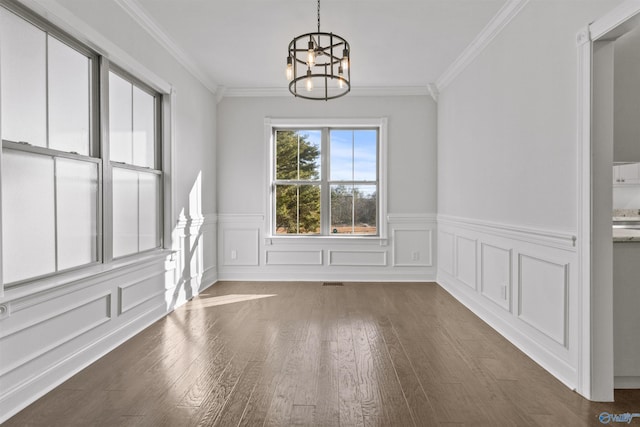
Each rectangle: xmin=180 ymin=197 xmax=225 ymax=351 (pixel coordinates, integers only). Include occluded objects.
xmin=435 ymin=0 xmax=530 ymax=92
xmin=427 ymin=83 xmax=439 ymax=103
xmin=222 ymin=86 xmax=430 ymax=99
xmin=114 ymin=0 xmax=219 ymax=95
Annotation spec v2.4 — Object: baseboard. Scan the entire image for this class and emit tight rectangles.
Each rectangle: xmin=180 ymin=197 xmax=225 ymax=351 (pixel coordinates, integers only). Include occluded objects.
xmin=614 ymin=376 xmax=640 ymax=389
xmin=217 ymin=270 xmax=436 ymax=283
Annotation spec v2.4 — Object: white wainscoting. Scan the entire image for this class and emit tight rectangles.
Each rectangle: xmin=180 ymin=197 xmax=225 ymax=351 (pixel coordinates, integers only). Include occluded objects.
xmin=517 ymin=254 xmax=569 ymax=347
xmin=266 ymin=250 xmax=323 ymax=266
xmin=0 ymin=255 xmax=172 ymax=423
xmin=0 ymin=212 xmax=218 ymax=423
xmin=437 ymin=214 xmax=579 ymax=391
xmin=328 ymin=250 xmax=387 ymax=266
xmin=456 ymin=236 xmax=478 ymax=290
xmin=174 ymin=213 xmax=218 ymax=303
xmin=217 ymin=213 xmax=436 ymax=281
xmin=480 ymin=243 xmax=512 ymax=311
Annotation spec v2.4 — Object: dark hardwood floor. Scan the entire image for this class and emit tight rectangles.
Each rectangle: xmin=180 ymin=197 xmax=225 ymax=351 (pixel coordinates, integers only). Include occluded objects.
xmin=5 ymin=281 xmax=640 ymax=426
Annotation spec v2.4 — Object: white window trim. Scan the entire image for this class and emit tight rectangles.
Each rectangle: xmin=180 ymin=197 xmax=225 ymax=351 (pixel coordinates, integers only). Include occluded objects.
xmin=264 ymin=117 xmax=388 ymax=242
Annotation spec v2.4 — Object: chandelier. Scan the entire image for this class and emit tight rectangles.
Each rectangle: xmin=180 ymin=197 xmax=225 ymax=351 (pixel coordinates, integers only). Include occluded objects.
xmin=286 ymin=0 xmax=350 ymax=100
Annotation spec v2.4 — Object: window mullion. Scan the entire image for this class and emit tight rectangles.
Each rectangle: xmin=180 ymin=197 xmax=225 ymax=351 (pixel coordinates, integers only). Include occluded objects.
xmin=321 ymin=127 xmax=330 ymax=235
xmin=45 ymin=34 xmax=50 ymax=150
xmin=100 ymin=56 xmax=113 ymax=263
xmin=53 ymin=157 xmax=59 ymax=271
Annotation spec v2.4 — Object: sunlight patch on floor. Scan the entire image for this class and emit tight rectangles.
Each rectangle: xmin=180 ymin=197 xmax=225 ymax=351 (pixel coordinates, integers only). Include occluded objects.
xmin=187 ymin=294 xmax=277 ymax=309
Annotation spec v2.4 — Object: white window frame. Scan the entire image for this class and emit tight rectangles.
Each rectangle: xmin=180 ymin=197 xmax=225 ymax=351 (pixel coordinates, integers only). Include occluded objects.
xmin=105 ymin=64 xmax=164 ymax=260
xmin=0 ymin=0 xmax=174 ymax=295
xmin=265 ymin=117 xmax=388 ymax=241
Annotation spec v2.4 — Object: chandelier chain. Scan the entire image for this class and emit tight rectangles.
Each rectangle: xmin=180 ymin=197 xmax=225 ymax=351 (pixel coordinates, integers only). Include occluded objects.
xmin=317 ymin=0 xmax=320 ymax=32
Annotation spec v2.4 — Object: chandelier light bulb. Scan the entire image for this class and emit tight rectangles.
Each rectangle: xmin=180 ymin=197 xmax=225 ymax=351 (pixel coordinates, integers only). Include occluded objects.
xmin=286 ymin=57 xmax=293 ymax=81
xmin=341 ymin=48 xmax=349 ymax=71
xmin=338 ymin=66 xmax=344 ymax=88
xmin=306 ymin=69 xmax=313 ymax=91
xmin=307 ymin=40 xmax=316 ymax=67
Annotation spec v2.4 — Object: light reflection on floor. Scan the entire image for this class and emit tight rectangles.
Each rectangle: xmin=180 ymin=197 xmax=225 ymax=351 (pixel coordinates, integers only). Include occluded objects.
xmin=186 ymin=294 xmax=277 ymax=309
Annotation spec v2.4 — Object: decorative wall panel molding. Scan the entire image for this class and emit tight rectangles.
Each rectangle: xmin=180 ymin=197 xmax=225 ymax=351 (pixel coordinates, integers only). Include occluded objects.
xmin=392 ymin=228 xmax=433 ymax=267
xmin=480 ymin=243 xmax=512 ymax=311
xmin=174 ymin=213 xmax=218 ymax=298
xmin=518 ymin=254 xmax=569 ymax=346
xmin=118 ymin=272 xmax=166 ymax=315
xmin=266 ymin=250 xmax=323 ymax=266
xmin=438 ymin=231 xmax=455 ymax=276
xmin=328 ymin=250 xmax=387 ymax=267
xmin=455 ymin=236 xmax=477 ymax=289
xmin=222 ymin=228 xmax=260 ymax=266
xmin=0 ymin=293 xmax=111 ymax=378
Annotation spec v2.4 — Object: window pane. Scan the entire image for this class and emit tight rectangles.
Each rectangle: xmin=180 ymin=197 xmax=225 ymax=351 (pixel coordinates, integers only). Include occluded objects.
xmin=139 ymin=171 xmax=159 ymax=251
xmin=275 ymin=184 xmax=320 ymax=235
xmin=354 ymin=130 xmax=377 ymax=181
xmin=298 ymin=131 xmax=321 ymax=180
xmin=275 ymin=184 xmax=297 ymax=234
xmin=2 ymin=150 xmax=55 ymax=283
xmin=354 ymin=185 xmax=377 ymax=235
xmin=298 ymin=185 xmax=320 ymax=234
xmin=48 ymin=36 xmax=90 ymax=155
xmin=132 ymin=87 xmax=155 ymax=168
xmin=330 ymin=184 xmax=353 ymax=234
xmin=56 ymin=159 xmax=98 ymax=269
xmin=276 ymin=130 xmax=320 ymax=180
xmin=330 ymin=130 xmax=353 ymax=181
xmin=112 ymin=167 xmax=138 ymax=257
xmin=109 ymin=72 xmax=133 ymax=164
xmin=0 ymin=9 xmax=47 ymax=147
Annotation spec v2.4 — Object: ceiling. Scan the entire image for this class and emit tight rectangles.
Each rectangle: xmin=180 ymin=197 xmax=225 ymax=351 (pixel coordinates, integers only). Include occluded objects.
xmin=126 ymin=0 xmax=507 ymax=93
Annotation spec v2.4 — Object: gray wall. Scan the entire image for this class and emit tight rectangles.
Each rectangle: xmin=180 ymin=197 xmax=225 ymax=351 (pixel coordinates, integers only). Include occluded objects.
xmin=217 ymin=95 xmax=436 ymax=216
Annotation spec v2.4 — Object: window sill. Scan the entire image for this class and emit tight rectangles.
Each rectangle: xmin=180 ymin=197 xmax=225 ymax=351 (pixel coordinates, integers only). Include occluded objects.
xmin=264 ymin=235 xmax=388 ymax=246
xmin=1 ymin=249 xmax=176 ymax=304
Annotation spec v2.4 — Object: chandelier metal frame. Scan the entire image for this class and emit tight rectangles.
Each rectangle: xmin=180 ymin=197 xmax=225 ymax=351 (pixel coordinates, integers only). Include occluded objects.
xmin=286 ymin=0 xmax=350 ymax=100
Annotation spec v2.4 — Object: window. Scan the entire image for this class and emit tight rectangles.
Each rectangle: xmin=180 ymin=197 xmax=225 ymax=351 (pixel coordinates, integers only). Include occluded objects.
xmin=271 ymin=122 xmax=384 ymax=237
xmin=1 ymin=6 xmax=98 ymax=284
xmin=109 ymin=69 xmax=162 ymax=258
xmin=0 ymin=4 xmax=166 ymax=287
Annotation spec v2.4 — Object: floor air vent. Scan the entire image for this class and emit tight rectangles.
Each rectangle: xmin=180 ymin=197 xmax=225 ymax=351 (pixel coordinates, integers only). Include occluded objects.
xmin=322 ymin=282 xmax=344 ymax=286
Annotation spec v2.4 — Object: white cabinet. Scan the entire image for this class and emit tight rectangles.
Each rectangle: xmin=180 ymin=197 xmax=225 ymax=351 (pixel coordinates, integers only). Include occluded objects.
xmin=614 ymin=162 xmax=640 ymax=184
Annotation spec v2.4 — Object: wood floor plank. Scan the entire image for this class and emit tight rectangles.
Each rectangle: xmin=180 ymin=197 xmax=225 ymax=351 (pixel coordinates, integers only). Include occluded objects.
xmin=350 ymin=317 xmax=386 ymax=422
xmin=290 ymin=404 xmax=316 ymax=426
xmin=263 ymin=338 xmax=307 ymax=426
xmin=337 ymin=319 xmax=365 ymax=427
xmin=236 ymin=330 xmax=295 ymax=426
xmin=378 ymin=316 xmax=439 ymax=425
xmin=212 ymin=360 xmax=264 ymax=427
xmin=361 ymin=316 xmax=416 ymax=427
xmin=315 ymin=340 xmax=340 ymax=427
xmin=293 ymin=317 xmax=321 ymax=406
xmin=194 ymin=332 xmax=259 ymax=426
xmin=5 ymin=281 xmax=640 ymax=427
